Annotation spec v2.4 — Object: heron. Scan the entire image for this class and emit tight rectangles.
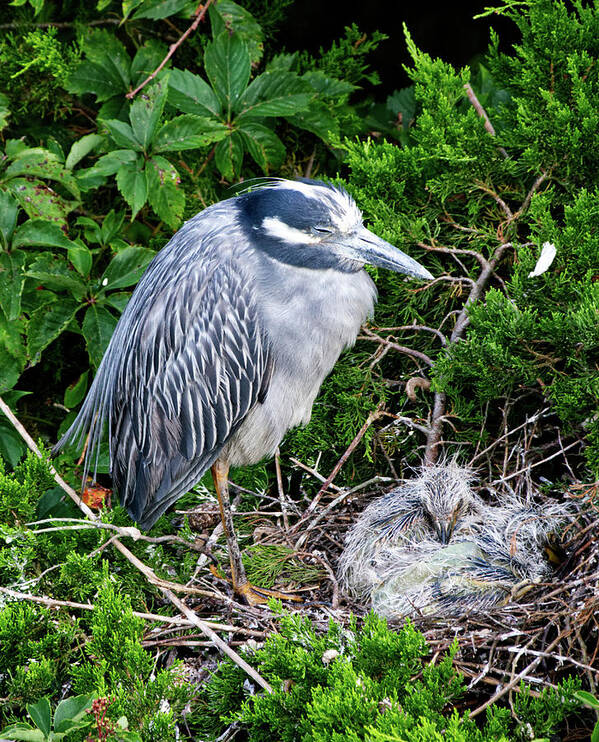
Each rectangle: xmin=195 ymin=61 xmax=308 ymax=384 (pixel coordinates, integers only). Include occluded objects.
xmin=55 ymin=179 xmax=433 ymax=605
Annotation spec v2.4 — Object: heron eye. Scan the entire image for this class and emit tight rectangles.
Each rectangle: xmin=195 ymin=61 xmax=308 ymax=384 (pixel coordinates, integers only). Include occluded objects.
xmin=311 ymin=226 xmax=333 ymax=236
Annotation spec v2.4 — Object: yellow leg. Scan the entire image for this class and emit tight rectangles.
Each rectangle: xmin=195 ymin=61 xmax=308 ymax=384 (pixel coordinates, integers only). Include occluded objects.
xmin=211 ymin=460 xmax=301 ymax=606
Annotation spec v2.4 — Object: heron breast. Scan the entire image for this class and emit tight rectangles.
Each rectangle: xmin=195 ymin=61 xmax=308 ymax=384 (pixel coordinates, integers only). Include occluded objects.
xmin=223 ymin=265 xmax=376 ymax=466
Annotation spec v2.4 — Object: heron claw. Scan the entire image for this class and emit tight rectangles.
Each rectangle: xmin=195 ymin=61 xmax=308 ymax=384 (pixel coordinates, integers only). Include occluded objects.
xmin=237 ymin=581 xmax=302 ymax=606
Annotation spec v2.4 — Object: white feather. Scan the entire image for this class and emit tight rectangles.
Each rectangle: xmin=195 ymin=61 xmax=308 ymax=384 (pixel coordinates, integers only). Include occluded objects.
xmin=528 ymin=242 xmax=556 ymax=277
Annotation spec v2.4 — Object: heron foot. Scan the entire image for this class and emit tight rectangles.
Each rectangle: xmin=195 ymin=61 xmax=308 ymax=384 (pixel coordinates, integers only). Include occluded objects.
xmin=209 ymin=563 xmax=301 ymax=605
xmin=236 ymin=581 xmax=302 ymax=606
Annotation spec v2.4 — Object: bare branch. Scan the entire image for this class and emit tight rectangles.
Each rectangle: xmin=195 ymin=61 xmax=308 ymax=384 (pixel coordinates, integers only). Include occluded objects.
xmin=127 ymin=0 xmax=215 ymax=99
xmin=463 ymin=82 xmax=509 ymax=159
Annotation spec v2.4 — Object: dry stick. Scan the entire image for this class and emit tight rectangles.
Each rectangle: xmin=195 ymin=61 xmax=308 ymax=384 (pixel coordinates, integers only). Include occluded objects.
xmin=0 ymin=586 xmax=236 ymax=632
xmin=290 ymin=406 xmax=384 ymax=536
xmin=275 ymin=448 xmax=290 ymax=532
xmin=422 ymin=240 xmax=514 ymax=465
xmin=0 ymin=396 xmax=96 ymax=521
xmin=161 ymin=588 xmax=273 ymax=693
xmin=463 ymin=82 xmax=509 ymax=159
xmin=126 ymin=0 xmax=215 ymax=99
xmin=0 ymin=395 xmax=273 ymax=692
xmin=469 ymin=630 xmax=567 ymax=719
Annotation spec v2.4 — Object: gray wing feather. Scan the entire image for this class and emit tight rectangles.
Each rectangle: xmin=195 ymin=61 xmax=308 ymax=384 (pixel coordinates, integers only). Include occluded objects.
xmin=56 ymin=250 xmax=271 ymax=530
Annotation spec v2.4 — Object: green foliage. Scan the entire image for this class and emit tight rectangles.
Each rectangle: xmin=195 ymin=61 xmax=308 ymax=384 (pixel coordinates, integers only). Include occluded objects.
xmin=190 ymin=608 xmax=580 ymax=741
xmin=0 ymin=694 xmax=94 ymax=741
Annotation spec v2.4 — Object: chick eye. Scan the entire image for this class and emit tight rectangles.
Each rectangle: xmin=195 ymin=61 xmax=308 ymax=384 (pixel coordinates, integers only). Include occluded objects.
xmin=311 ymin=226 xmax=333 ymax=236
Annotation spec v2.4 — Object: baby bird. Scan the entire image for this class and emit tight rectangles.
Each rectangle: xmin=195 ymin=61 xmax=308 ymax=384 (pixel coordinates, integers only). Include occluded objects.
xmin=338 ymin=462 xmax=483 ymax=600
xmin=339 ymin=463 xmax=571 ymax=619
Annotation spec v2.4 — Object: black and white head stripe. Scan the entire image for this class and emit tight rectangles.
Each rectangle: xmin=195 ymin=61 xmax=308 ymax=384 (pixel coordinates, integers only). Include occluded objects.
xmin=237 ymin=179 xmax=362 ymax=242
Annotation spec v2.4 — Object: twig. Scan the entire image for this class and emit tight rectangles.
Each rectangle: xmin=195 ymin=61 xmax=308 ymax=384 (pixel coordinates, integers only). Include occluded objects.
xmin=275 ymin=448 xmax=290 ymax=532
xmin=291 ymin=406 xmax=384 ymax=535
xmin=469 ymin=630 xmax=567 ymax=718
xmin=463 ymin=82 xmax=509 ymax=159
xmin=126 ymin=0 xmax=215 ymax=99
xmin=359 ymin=327 xmax=434 ymax=367
xmin=161 ymin=588 xmax=273 ymax=693
xmin=0 ymin=396 xmax=96 ymax=520
xmin=0 ymin=586 xmax=236 ymax=632
xmin=0 ymin=394 xmax=272 ymax=689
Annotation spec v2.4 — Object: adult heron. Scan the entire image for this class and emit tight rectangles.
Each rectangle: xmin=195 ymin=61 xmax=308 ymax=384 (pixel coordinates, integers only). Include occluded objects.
xmin=55 ymin=179 xmax=433 ymax=605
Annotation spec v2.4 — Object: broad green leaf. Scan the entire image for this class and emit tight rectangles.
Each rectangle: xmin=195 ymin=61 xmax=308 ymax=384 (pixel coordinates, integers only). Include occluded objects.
xmin=101 ymin=209 xmax=125 ymax=244
xmin=64 ymin=371 xmax=89 ymax=409
xmin=65 ymin=134 xmax=104 ymax=170
xmin=13 ymin=220 xmax=78 ymax=251
xmin=131 ymin=39 xmax=169 ymax=83
xmin=302 ymin=71 xmax=355 ymax=98
xmin=205 ymin=33 xmax=251 ymax=118
xmin=53 ymin=694 xmax=95 ymax=733
xmin=236 ymin=72 xmax=311 ymax=119
xmin=0 ymin=416 xmax=26 ymax=467
xmin=26 ymin=698 xmax=51 ymax=737
xmin=68 ymin=245 xmax=93 ymax=277
xmin=122 ymin=0 xmax=144 ymax=19
xmin=0 ymin=724 xmax=44 ymax=741
xmin=239 ymin=122 xmax=285 ymax=172
xmin=103 ymin=119 xmax=142 ymax=151
xmin=265 ymin=53 xmax=296 ymax=73
xmin=83 ymin=30 xmax=130 ymax=86
xmin=130 ymin=78 xmax=169 ymax=151
xmin=0 ymin=309 xmax=26 ymax=392
xmin=145 ymin=155 xmax=184 ymax=228
xmin=8 ymin=179 xmax=74 ymax=225
xmin=5 ymin=139 xmax=28 ymax=158
xmin=66 ymin=61 xmax=126 ymax=102
xmin=132 ymin=0 xmax=189 ymax=20
xmin=27 ymin=298 xmax=80 ymax=364
xmin=285 ymin=103 xmax=339 ymax=141
xmin=26 ymin=254 xmax=88 ymax=300
xmin=100 ymin=246 xmax=155 ymax=290
xmin=0 ymin=250 xmax=26 ymax=320
xmin=167 ymin=69 xmax=222 ymax=118
xmin=82 ymin=304 xmax=118 ymax=368
xmin=116 ymin=159 xmax=148 ymax=220
xmin=153 ymin=115 xmax=228 ymax=152
xmin=0 ymin=91 xmax=10 ymax=131
xmin=0 ymin=189 xmax=18 ymax=247
xmin=209 ymin=0 xmax=263 ymax=65
xmin=103 ymin=292 xmax=130 ymax=313
xmin=575 ymin=690 xmax=599 ymax=709
xmin=89 ymin=149 xmax=138 ymax=177
xmin=214 ymin=131 xmax=244 ymax=181
xmin=75 ymin=216 xmax=102 ymax=244
xmin=5 ymin=151 xmax=80 ymax=198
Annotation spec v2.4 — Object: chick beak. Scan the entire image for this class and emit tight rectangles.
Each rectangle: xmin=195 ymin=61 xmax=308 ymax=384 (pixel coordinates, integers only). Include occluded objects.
xmin=436 ymin=522 xmax=450 ymax=545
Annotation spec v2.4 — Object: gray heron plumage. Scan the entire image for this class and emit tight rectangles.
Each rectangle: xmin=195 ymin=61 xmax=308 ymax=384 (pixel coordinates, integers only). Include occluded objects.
xmin=55 ymin=178 xmax=433 ymax=604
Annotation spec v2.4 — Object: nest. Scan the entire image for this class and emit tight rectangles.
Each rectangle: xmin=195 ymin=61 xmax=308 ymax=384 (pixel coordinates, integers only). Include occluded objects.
xmin=333 ymin=472 xmax=599 ymax=707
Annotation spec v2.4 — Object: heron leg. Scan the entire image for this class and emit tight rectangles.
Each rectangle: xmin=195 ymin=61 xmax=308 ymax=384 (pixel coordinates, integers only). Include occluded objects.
xmin=211 ymin=459 xmax=301 ymax=606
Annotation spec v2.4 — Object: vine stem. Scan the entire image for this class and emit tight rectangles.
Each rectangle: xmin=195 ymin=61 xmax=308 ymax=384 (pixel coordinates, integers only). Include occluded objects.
xmin=126 ymin=0 xmax=216 ymax=100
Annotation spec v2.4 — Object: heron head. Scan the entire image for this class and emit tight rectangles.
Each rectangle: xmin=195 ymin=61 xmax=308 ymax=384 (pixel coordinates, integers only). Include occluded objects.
xmin=237 ymin=179 xmax=433 ymax=279
xmin=418 ymin=464 xmax=477 ymax=544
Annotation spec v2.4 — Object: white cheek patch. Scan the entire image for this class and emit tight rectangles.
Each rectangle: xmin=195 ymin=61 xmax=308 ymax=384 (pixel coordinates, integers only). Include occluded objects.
xmin=262 ymin=217 xmax=319 ymax=244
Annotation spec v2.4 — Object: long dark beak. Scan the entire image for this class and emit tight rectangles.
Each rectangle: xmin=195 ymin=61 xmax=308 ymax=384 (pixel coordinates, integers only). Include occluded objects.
xmin=335 ymin=226 xmax=433 ymax=280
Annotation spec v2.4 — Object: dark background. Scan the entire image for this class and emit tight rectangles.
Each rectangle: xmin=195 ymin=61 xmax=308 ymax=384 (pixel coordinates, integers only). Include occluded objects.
xmin=279 ymin=1 xmax=519 ymax=94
